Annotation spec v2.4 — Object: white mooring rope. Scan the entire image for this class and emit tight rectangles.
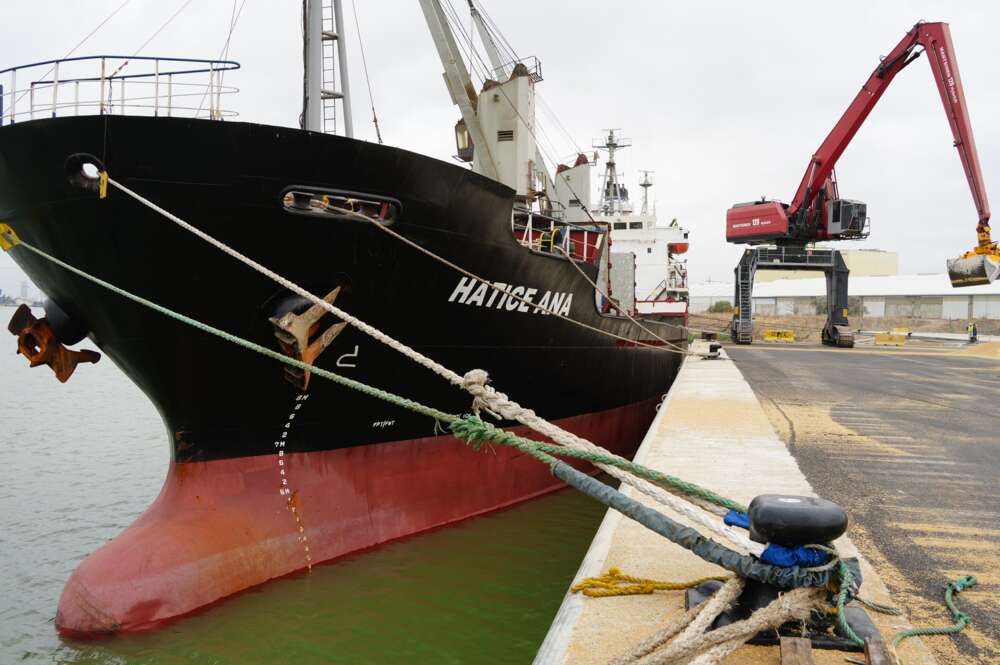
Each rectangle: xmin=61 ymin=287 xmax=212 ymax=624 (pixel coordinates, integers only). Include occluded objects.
xmin=104 ymin=175 xmax=760 ymax=555
xmin=348 ymin=201 xmax=705 ymax=358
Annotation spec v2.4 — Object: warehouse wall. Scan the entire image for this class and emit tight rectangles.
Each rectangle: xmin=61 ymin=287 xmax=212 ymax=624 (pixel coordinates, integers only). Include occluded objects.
xmin=942 ymin=296 xmax=971 ymax=320
xmin=690 ymin=290 xmax=1000 ymax=319
xmin=884 ymin=296 xmax=943 ymax=319
xmin=862 ymin=297 xmax=885 ymax=317
xmin=973 ymin=295 xmax=1000 ymax=319
xmin=738 ymin=294 xmax=1000 ymax=319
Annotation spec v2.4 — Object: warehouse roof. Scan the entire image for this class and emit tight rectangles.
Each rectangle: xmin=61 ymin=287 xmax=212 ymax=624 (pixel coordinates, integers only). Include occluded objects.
xmin=690 ymin=273 xmax=1000 ymax=299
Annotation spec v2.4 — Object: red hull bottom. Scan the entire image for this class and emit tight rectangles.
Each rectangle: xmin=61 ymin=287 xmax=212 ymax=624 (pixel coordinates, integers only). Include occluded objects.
xmin=55 ymin=399 xmax=656 ymax=634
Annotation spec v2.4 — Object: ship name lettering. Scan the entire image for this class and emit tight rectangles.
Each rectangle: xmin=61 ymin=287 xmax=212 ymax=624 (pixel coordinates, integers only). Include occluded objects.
xmin=518 ymin=288 xmax=537 ymax=313
xmin=447 ymin=277 xmax=572 ymax=316
xmin=505 ymin=286 xmax=526 ymax=311
xmin=464 ymin=281 xmax=490 ymax=307
xmin=484 ymin=282 xmax=507 ymax=307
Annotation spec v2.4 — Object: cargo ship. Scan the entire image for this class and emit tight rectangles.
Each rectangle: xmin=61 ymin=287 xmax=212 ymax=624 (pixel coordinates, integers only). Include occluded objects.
xmin=0 ymin=1 xmax=688 ymax=634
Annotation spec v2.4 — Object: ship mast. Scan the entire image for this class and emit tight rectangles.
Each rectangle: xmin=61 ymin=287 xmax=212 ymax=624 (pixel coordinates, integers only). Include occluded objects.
xmin=595 ymin=129 xmax=631 ymax=214
xmin=639 ymin=170 xmax=654 ymax=216
xmin=303 ymin=0 xmax=353 ymax=136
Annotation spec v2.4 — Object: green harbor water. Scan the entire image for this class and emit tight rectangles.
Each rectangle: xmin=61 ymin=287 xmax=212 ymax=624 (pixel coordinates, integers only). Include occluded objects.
xmin=0 ymin=307 xmax=607 ymax=665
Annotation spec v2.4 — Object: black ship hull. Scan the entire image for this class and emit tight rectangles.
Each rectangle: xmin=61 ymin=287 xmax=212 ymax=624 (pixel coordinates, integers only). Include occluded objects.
xmin=0 ymin=115 xmax=685 ymax=633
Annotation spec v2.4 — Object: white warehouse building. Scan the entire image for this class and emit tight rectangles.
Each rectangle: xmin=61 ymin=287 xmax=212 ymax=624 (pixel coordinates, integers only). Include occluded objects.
xmin=690 ymin=273 xmax=1000 ymax=320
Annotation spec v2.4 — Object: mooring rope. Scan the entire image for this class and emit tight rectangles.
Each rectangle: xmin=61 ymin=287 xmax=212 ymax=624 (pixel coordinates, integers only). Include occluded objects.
xmin=892 ymin=575 xmax=977 ymax=647
xmin=834 ymin=560 xmax=865 ymax=647
xmin=6 ymin=231 xmax=763 ymax=558
xmin=102 ymin=176 xmax=473 ymax=385
xmin=459 ymin=369 xmax=748 ymax=516
xmin=607 ymin=578 xmax=745 ymax=665
xmin=341 ymin=193 xmax=705 ymax=358
xmin=607 ymin=576 xmax=827 ymax=665
xmin=453 ymin=414 xmax=746 ymax=514
xmin=646 ymin=587 xmax=825 ymax=665
xmin=570 ymin=568 xmax=729 ymax=597
xmin=99 ymin=175 xmax=756 ymax=553
xmin=118 ymin=173 xmax=701 ymax=357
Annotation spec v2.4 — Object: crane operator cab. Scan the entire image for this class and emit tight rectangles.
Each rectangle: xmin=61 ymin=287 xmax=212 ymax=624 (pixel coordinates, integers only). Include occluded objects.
xmin=826 ymin=199 xmax=867 ymax=238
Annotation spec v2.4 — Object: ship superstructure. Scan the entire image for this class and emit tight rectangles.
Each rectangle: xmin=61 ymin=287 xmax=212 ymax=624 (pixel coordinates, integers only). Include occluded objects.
xmin=588 ymin=130 xmax=690 ymax=318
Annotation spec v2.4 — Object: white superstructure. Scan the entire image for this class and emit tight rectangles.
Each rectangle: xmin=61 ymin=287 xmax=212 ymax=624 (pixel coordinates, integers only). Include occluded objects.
xmin=590 ymin=130 xmax=689 ymax=316
xmin=417 ymin=2 xmax=689 ymax=319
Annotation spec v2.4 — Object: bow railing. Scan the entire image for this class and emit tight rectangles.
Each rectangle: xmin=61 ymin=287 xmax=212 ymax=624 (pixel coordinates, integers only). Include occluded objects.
xmin=0 ymin=55 xmax=240 ymax=126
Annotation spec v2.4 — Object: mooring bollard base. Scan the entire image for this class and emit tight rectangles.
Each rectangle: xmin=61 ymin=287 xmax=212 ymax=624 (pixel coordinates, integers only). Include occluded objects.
xmin=685 ymin=558 xmax=879 ymax=652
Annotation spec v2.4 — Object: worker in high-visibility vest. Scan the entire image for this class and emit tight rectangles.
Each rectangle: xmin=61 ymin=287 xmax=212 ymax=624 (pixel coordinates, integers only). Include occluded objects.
xmin=967 ymin=321 xmax=978 ymax=343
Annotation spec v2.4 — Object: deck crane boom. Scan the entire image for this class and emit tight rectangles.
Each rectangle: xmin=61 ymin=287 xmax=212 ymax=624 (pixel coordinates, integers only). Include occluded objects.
xmin=726 ymin=21 xmax=999 ymax=287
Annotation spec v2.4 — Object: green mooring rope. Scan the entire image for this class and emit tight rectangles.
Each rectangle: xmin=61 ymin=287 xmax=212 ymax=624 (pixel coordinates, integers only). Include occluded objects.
xmin=836 ymin=561 xmax=977 ymax=649
xmin=892 ymin=575 xmax=977 ymax=647
xmin=835 ymin=560 xmax=864 ymax=647
xmin=11 ymin=238 xmax=739 ymax=515
xmin=451 ymin=417 xmax=746 ymax=513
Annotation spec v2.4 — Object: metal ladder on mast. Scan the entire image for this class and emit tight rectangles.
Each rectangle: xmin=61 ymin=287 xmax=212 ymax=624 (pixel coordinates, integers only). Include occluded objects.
xmin=320 ymin=0 xmax=351 ymax=135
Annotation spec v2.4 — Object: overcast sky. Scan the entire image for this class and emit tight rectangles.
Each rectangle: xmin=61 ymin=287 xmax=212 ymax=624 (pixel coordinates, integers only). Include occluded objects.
xmin=3 ymin=0 xmax=1000 ymax=298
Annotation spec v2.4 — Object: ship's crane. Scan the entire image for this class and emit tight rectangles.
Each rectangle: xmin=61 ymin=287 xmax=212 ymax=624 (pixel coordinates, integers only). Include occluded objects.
xmin=725 ymin=21 xmax=999 ymax=346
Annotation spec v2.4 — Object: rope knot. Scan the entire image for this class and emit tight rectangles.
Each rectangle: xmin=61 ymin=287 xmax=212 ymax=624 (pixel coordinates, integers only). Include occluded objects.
xmin=462 ymin=368 xmax=499 ymax=419
xmin=462 ymin=368 xmax=489 ymax=392
xmin=464 ymin=368 xmax=518 ymax=420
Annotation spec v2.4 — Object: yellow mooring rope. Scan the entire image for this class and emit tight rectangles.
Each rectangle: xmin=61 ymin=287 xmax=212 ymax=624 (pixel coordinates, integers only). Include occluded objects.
xmin=571 ymin=568 xmax=731 ymax=598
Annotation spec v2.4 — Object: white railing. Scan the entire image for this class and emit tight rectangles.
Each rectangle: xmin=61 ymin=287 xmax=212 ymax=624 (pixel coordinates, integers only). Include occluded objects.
xmin=0 ymin=55 xmax=240 ymax=126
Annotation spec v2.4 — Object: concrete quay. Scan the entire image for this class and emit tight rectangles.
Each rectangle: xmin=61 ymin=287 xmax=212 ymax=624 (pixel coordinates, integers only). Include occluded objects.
xmin=534 ymin=342 xmax=937 ymax=665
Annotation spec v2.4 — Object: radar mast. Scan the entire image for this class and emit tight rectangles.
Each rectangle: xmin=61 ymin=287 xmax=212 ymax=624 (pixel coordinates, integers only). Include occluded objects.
xmin=594 ymin=129 xmax=632 ymax=214
xmin=639 ymin=170 xmax=654 ymax=216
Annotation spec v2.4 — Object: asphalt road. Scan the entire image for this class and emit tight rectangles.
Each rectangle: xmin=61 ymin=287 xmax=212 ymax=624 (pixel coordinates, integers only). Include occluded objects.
xmin=728 ymin=343 xmax=999 ymax=665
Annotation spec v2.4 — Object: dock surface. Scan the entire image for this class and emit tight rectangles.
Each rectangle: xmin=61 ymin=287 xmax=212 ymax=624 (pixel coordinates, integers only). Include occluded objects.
xmin=730 ymin=342 xmax=999 ymax=665
xmin=535 ymin=343 xmax=939 ymax=665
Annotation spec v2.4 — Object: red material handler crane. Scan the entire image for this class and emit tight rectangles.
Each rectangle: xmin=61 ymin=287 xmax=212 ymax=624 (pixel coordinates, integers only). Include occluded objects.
xmin=726 ymin=21 xmax=999 ymax=287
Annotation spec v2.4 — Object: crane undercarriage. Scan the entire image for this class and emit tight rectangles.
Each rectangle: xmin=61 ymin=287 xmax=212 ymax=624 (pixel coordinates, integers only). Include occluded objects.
xmin=730 ymin=246 xmax=853 ymax=348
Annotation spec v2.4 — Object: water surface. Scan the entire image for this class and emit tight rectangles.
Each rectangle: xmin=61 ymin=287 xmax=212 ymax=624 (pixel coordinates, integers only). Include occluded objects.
xmin=0 ymin=307 xmax=605 ymax=664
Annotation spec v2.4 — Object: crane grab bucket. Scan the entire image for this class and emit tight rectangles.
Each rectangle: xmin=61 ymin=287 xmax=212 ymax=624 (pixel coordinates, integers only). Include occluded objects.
xmin=947 ymin=253 xmax=1000 ymax=287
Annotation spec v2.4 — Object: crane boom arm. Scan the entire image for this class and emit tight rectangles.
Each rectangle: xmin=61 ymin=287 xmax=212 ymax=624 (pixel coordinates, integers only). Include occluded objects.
xmin=788 ymin=22 xmax=990 ymax=225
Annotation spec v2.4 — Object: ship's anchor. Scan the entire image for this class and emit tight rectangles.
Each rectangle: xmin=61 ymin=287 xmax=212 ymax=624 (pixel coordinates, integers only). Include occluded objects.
xmin=7 ymin=304 xmax=100 ymax=383
xmin=269 ymin=287 xmax=347 ymax=391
